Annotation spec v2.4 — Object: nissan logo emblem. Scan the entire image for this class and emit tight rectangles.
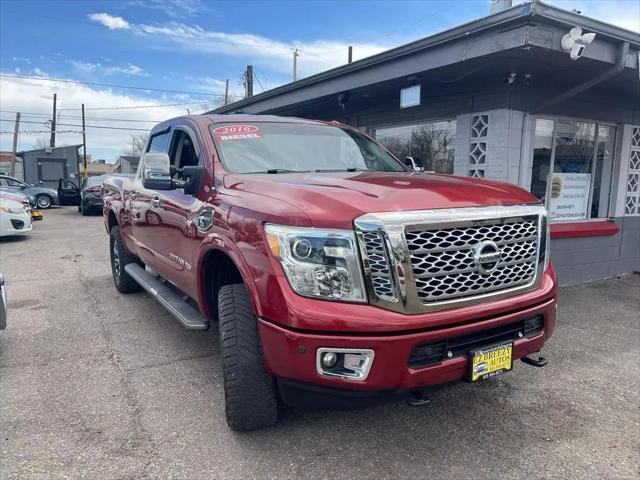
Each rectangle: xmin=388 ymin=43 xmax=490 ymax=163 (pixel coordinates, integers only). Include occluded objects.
xmin=473 ymin=241 xmax=502 ymax=275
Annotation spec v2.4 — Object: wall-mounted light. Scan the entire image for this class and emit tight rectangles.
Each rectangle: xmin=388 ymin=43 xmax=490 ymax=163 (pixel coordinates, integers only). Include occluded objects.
xmin=561 ymin=27 xmax=596 ymax=61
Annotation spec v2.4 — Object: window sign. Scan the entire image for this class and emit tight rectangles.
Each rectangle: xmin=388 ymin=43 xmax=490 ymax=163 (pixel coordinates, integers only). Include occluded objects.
xmin=400 ymin=85 xmax=420 ymax=108
xmin=529 ymin=119 xmax=615 ymax=223
xmin=548 ymin=173 xmax=591 ymax=221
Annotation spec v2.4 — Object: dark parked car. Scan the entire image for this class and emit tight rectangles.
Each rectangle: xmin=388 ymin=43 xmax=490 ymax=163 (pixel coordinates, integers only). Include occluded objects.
xmin=0 ymin=175 xmax=59 ymax=209
xmin=58 ymin=174 xmax=134 ymax=215
xmin=79 ymin=175 xmax=107 ymax=215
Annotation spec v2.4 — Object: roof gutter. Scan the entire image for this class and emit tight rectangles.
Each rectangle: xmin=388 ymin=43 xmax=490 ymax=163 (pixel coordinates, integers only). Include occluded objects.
xmin=532 ymin=41 xmax=630 ymax=114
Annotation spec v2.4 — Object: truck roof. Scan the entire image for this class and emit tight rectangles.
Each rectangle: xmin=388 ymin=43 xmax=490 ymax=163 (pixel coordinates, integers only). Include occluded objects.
xmin=151 ymin=114 xmax=330 ymax=133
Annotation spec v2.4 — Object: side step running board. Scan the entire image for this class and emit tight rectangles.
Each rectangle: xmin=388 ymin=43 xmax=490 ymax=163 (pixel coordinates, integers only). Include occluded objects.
xmin=124 ymin=263 xmax=209 ymax=330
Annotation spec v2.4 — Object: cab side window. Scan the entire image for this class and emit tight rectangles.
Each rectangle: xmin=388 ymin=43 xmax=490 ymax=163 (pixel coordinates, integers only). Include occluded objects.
xmin=137 ymin=129 xmax=171 ymax=180
xmin=147 ymin=130 xmax=171 ymax=153
xmin=169 ymin=130 xmax=199 ymax=169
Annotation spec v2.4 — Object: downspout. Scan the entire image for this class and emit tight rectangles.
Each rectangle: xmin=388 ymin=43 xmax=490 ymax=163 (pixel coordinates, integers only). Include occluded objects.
xmin=532 ymin=41 xmax=630 ymax=115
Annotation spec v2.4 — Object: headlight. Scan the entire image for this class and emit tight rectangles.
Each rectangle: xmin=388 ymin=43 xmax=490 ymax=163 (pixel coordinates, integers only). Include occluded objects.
xmin=265 ymin=224 xmax=366 ymax=302
xmin=0 ymin=205 xmax=24 ymax=214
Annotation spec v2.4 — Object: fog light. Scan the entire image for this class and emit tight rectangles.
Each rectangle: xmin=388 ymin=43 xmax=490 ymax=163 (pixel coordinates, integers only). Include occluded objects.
xmin=316 ymin=348 xmax=375 ymax=381
xmin=321 ymin=351 xmax=338 ymax=368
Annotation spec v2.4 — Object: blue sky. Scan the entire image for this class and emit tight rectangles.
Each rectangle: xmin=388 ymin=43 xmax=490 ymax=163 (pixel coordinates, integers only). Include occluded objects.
xmin=1 ymin=0 xmax=638 ymax=161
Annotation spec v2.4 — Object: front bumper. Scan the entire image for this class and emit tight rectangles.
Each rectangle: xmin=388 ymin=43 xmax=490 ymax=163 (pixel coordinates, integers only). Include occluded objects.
xmin=0 ymin=212 xmax=32 ymax=236
xmin=260 ymin=295 xmax=556 ymax=393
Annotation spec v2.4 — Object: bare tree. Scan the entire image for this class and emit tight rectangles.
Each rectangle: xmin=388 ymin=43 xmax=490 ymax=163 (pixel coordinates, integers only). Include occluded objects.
xmin=34 ymin=138 xmax=50 ymax=149
xmin=122 ymin=133 xmax=148 ymax=157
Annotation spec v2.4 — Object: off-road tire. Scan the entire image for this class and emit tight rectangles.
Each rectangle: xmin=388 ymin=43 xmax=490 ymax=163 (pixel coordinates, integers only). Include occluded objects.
xmin=218 ymin=283 xmax=279 ymax=431
xmin=110 ymin=226 xmax=142 ymax=293
xmin=36 ymin=194 xmax=52 ymax=209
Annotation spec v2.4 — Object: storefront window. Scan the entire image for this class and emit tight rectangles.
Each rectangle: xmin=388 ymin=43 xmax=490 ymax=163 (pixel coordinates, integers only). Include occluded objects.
xmin=530 ymin=118 xmax=616 ymax=222
xmin=375 ymin=120 xmax=456 ymax=174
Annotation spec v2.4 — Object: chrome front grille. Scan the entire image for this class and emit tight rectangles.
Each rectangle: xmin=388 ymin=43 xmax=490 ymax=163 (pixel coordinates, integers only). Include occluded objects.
xmin=361 ymin=231 xmax=395 ymax=300
xmin=406 ymin=219 xmax=539 ymax=304
xmin=355 ymin=205 xmax=547 ymax=313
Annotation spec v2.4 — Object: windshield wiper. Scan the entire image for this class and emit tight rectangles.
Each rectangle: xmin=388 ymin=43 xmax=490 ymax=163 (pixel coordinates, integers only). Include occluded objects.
xmin=314 ymin=167 xmax=368 ymax=173
xmin=266 ymin=168 xmax=308 ymax=174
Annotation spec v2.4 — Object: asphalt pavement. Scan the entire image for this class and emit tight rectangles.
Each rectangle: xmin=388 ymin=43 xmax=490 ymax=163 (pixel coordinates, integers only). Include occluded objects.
xmin=1 ymin=207 xmax=638 ymax=479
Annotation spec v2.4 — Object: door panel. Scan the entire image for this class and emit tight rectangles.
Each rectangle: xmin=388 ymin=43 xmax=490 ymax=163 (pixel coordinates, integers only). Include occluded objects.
xmin=37 ymin=158 xmax=67 ymax=188
xmin=58 ymin=179 xmax=80 ymax=206
xmin=152 ymin=127 xmax=204 ymax=298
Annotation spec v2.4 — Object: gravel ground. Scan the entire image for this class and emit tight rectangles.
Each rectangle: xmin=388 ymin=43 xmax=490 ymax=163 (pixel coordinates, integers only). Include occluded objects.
xmin=1 ymin=207 xmax=638 ymax=479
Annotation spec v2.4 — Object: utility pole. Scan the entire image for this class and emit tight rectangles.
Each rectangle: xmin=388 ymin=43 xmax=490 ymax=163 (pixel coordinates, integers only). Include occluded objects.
xmin=50 ymin=93 xmax=57 ymax=148
xmin=292 ymin=48 xmax=300 ymax=82
xmin=348 ymin=46 xmax=353 ymax=64
xmin=246 ymin=65 xmax=254 ymax=98
xmin=224 ymin=78 xmax=229 ymax=105
xmin=81 ymin=104 xmax=87 ymax=181
xmin=11 ymin=112 xmax=20 ymax=177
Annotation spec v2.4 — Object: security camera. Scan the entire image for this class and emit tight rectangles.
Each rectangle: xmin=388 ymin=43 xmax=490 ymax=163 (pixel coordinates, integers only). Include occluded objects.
xmin=504 ymin=73 xmax=517 ymax=85
xmin=561 ymin=26 xmax=596 ymax=60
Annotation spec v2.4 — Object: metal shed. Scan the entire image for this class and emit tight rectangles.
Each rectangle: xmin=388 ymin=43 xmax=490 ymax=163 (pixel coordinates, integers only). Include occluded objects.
xmin=18 ymin=145 xmax=82 ymax=188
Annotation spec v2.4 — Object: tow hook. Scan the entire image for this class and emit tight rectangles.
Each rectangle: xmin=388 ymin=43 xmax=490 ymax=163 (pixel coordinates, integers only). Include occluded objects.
xmin=407 ymin=391 xmax=431 ymax=407
xmin=521 ymin=355 xmax=548 ymax=367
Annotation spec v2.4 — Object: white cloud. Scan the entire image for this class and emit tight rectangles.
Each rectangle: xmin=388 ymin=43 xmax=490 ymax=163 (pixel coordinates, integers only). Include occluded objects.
xmin=68 ymin=60 xmax=148 ymax=77
xmin=0 ymin=74 xmax=222 ymax=161
xmin=124 ymin=0 xmax=204 ymax=18
xmin=12 ymin=56 xmax=31 ymax=64
xmin=89 ymin=17 xmax=389 ymax=79
xmin=88 ymin=13 xmax=130 ymax=30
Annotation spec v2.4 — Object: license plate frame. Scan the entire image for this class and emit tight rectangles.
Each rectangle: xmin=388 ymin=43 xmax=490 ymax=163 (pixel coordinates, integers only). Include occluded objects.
xmin=468 ymin=342 xmax=514 ymax=382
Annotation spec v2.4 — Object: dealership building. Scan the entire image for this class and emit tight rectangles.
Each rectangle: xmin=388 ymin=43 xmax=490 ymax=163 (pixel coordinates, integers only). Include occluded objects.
xmin=212 ymin=1 xmax=640 ymax=285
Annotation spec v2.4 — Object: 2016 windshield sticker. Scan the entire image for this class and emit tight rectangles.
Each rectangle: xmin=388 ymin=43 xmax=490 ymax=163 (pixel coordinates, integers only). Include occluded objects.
xmin=213 ymin=125 xmax=262 ymax=141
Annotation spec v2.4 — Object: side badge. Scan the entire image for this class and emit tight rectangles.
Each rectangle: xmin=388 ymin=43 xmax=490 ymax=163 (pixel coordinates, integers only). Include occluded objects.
xmin=197 ymin=209 xmax=214 ymax=231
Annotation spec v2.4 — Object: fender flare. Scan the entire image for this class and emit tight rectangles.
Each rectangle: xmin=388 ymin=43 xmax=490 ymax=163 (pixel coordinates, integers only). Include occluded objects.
xmin=195 ymin=234 xmax=263 ymax=320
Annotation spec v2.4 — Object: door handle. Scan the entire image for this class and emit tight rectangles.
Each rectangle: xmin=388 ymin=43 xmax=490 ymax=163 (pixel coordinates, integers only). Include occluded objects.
xmin=130 ymin=190 xmax=137 ymax=199
xmin=152 ymin=195 xmax=160 ymax=208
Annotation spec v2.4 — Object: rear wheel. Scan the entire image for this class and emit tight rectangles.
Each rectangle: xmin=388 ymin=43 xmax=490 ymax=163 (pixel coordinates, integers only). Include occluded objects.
xmin=109 ymin=226 xmax=141 ymax=293
xmin=218 ymin=283 xmax=279 ymax=431
xmin=36 ymin=194 xmax=52 ymax=209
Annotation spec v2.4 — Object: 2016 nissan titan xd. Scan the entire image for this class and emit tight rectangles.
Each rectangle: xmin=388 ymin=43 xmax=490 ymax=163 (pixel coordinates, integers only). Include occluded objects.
xmin=104 ymin=115 xmax=557 ymax=431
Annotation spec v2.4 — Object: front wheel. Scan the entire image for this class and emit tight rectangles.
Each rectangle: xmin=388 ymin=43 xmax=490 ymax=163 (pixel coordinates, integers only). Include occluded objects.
xmin=109 ymin=226 xmax=142 ymax=293
xmin=218 ymin=283 xmax=279 ymax=431
xmin=36 ymin=194 xmax=52 ymax=209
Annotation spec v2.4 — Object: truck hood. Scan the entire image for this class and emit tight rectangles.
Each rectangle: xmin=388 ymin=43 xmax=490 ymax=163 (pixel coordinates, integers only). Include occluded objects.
xmin=224 ymin=171 xmax=540 ymax=229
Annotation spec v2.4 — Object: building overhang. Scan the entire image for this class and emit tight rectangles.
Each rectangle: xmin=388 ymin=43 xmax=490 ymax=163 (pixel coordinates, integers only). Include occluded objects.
xmin=210 ymin=1 xmax=639 ymax=115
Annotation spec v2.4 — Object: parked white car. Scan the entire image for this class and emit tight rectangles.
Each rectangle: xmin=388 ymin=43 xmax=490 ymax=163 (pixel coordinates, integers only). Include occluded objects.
xmin=0 ymin=198 xmax=32 ymax=237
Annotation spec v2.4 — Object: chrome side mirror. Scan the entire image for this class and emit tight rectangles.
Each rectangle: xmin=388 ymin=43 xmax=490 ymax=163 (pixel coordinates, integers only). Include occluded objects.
xmin=141 ymin=153 xmax=173 ymax=190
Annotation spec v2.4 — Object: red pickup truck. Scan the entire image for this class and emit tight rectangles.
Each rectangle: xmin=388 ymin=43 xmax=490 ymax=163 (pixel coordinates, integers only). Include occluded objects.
xmin=104 ymin=115 xmax=557 ymax=431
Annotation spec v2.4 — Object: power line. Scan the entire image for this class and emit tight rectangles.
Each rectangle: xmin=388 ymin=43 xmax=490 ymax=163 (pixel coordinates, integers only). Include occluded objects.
xmin=0 ymin=73 xmax=233 ymax=98
xmin=62 ymin=101 xmax=215 ymax=111
xmin=0 ymin=110 xmax=163 ymax=123
xmin=0 ymin=118 xmax=150 ymax=132
xmin=0 ymin=129 xmax=83 ymax=135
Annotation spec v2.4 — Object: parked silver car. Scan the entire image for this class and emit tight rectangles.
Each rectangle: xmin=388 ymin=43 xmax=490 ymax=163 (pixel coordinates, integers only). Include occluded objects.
xmin=0 ymin=175 xmax=60 ymax=209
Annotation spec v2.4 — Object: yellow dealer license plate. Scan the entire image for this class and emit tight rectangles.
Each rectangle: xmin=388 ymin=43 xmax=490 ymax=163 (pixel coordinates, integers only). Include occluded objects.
xmin=469 ymin=342 xmax=513 ymax=382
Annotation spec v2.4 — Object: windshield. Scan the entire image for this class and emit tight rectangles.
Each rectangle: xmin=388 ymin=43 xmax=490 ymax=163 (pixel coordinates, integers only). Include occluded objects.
xmin=210 ymin=122 xmax=406 ymax=174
